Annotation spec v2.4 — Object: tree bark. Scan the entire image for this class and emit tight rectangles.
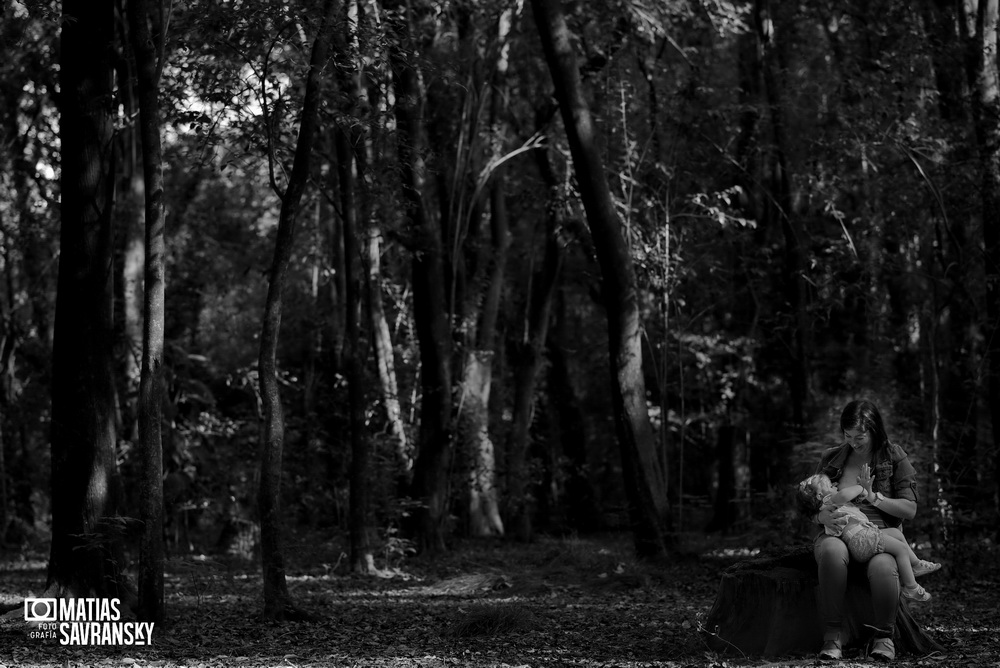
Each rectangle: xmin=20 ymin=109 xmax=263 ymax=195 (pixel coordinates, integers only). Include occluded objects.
xmin=390 ymin=18 xmax=454 ymax=553
xmin=257 ymin=0 xmax=337 ymax=619
xmin=755 ymin=0 xmax=809 ymax=439
xmin=530 ymin=0 xmax=667 ymax=557
xmin=127 ymin=0 xmax=167 ymax=624
xmin=49 ymin=0 xmax=131 ymax=600
xmin=548 ymin=297 xmax=600 ymax=533
xmin=348 ymin=0 xmax=411 ymax=487
xmin=459 ymin=7 xmax=517 ymax=539
xmin=505 ymin=127 xmax=562 ymax=541
xmin=969 ymin=0 xmax=1000 ymax=526
xmin=366 ymin=227 xmax=410 ymax=480
xmin=336 ymin=127 xmax=375 ymax=573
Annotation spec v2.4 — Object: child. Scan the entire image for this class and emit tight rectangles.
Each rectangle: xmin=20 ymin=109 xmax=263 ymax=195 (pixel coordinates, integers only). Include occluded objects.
xmin=797 ymin=469 xmax=939 ymax=602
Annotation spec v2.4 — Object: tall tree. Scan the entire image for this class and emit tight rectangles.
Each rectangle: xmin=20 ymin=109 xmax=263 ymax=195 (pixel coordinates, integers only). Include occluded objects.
xmin=389 ymin=5 xmax=454 ymax=553
xmin=530 ymin=0 xmax=668 ymax=557
xmin=968 ymin=0 xmax=1000 ymax=524
xmin=347 ymin=0 xmax=411 ymax=487
xmin=49 ymin=0 xmax=132 ymax=599
xmin=257 ymin=0 xmax=337 ymax=619
xmin=754 ymin=0 xmax=809 ymax=438
xmin=455 ymin=4 xmax=518 ymax=539
xmin=335 ymin=126 xmax=374 ymax=572
xmin=127 ymin=0 xmax=167 ymax=624
xmin=505 ymin=114 xmax=563 ymax=541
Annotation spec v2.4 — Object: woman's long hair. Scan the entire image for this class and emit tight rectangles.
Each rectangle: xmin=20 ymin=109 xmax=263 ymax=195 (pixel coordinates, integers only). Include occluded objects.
xmin=840 ymin=399 xmax=890 ymax=453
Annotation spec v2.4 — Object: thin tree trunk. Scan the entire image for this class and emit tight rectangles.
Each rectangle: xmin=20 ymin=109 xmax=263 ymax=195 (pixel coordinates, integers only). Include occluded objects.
xmin=366 ymin=227 xmax=410 ymax=479
xmin=460 ymin=7 xmax=517 ymax=539
xmin=506 ymin=128 xmax=562 ymax=541
xmin=390 ymin=19 xmax=453 ymax=553
xmin=336 ymin=127 xmax=375 ymax=573
xmin=531 ymin=0 xmax=668 ymax=558
xmin=969 ymin=0 xmax=1000 ymax=527
xmin=127 ymin=0 xmax=166 ymax=624
xmin=0 ymin=402 xmax=7 ymax=543
xmin=258 ymin=0 xmax=337 ymax=619
xmin=348 ymin=0 xmax=411 ymax=486
xmin=755 ymin=0 xmax=809 ymax=438
xmin=548 ymin=296 xmax=599 ymax=532
xmin=49 ymin=0 xmax=132 ymax=600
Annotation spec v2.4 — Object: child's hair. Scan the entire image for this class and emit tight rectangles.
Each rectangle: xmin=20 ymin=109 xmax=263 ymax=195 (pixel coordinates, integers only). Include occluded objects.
xmin=796 ymin=474 xmax=828 ymax=516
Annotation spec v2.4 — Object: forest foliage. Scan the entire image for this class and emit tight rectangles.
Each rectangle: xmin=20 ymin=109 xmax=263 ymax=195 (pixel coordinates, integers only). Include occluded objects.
xmin=0 ymin=0 xmax=999 ymax=619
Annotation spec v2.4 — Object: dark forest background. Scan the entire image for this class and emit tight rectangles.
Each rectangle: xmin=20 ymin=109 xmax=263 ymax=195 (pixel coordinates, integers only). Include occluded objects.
xmin=1 ymin=0 xmax=999 ymax=624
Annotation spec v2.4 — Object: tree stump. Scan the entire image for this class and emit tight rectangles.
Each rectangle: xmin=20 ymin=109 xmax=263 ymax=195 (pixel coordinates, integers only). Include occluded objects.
xmin=703 ymin=545 xmax=943 ymax=657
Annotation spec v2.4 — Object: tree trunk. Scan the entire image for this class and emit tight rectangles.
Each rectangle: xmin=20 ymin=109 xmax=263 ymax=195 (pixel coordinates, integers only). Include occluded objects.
xmin=336 ymin=127 xmax=375 ymax=574
xmin=530 ymin=0 xmax=667 ymax=558
xmin=459 ymin=351 xmax=504 ymax=537
xmin=348 ymin=1 xmax=411 ymax=487
xmin=0 ymin=403 xmax=7 ymax=543
xmin=755 ymin=0 xmax=809 ymax=439
xmin=706 ymin=425 xmax=749 ymax=534
xmin=390 ymin=22 xmax=454 ymax=554
xmin=257 ymin=0 xmax=336 ymax=620
xmin=505 ymin=131 xmax=562 ymax=541
xmin=548 ymin=298 xmax=599 ymax=533
xmin=366 ymin=227 xmax=410 ymax=481
xmin=970 ymin=0 xmax=1000 ymax=531
xmin=922 ymin=0 xmax=967 ymax=122
xmin=127 ymin=0 xmax=167 ymax=624
xmin=460 ymin=10 xmax=516 ymax=538
xmin=49 ymin=0 xmax=132 ymax=601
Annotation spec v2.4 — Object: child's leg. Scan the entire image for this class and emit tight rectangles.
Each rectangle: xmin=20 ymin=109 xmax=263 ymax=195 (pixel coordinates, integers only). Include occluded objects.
xmin=881 ymin=527 xmax=921 ymax=568
xmin=881 ymin=534 xmax=918 ymax=587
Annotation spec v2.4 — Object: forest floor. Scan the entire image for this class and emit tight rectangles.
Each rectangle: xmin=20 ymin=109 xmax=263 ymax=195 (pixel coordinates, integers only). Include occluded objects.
xmin=0 ymin=530 xmax=997 ymax=668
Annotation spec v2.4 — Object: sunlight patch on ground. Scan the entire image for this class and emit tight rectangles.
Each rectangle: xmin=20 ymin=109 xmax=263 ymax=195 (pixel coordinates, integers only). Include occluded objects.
xmin=703 ymin=547 xmax=760 ymax=558
xmin=0 ymin=558 xmax=47 ymax=571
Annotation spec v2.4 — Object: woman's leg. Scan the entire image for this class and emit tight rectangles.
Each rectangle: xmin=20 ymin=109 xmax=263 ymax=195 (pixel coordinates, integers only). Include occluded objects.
xmin=814 ymin=534 xmax=849 ymax=638
xmin=866 ymin=552 xmax=899 ymax=640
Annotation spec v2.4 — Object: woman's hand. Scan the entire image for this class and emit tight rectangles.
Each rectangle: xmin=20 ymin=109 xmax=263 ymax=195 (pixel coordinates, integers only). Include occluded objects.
xmin=858 ymin=463 xmax=874 ymax=495
xmin=817 ymin=506 xmax=850 ymax=532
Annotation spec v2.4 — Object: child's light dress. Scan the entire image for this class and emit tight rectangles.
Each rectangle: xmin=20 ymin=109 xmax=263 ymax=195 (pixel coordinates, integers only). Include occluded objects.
xmin=821 ymin=493 xmax=885 ymax=562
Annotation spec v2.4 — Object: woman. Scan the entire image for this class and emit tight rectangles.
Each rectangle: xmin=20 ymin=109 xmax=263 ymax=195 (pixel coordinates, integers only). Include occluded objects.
xmin=813 ymin=399 xmax=920 ymax=661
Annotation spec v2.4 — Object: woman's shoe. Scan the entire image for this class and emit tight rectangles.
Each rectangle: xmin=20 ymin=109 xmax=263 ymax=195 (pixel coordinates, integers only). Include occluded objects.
xmin=869 ymin=637 xmax=895 ymax=661
xmin=912 ymin=559 xmax=942 ymax=577
xmin=901 ymin=583 xmax=931 ymax=601
xmin=819 ymin=637 xmax=842 ymax=660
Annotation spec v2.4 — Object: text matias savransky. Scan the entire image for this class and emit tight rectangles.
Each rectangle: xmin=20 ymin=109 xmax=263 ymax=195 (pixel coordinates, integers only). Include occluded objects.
xmin=24 ymin=598 xmax=155 ymax=646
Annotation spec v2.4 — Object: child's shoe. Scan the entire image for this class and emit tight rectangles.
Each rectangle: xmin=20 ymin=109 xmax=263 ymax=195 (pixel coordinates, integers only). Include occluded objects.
xmin=901 ymin=583 xmax=931 ymax=601
xmin=912 ymin=559 xmax=941 ymax=577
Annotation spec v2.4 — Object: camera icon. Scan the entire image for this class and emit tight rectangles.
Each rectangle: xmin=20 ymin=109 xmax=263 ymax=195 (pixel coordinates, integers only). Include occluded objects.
xmin=23 ymin=598 xmax=57 ymax=622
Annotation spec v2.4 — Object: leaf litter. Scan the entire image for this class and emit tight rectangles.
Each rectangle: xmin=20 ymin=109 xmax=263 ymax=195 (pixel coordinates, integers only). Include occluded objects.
xmin=0 ymin=533 xmax=996 ymax=668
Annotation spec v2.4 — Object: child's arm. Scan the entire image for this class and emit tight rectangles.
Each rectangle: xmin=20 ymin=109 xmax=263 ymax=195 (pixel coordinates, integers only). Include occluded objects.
xmin=829 ymin=484 xmax=865 ymax=506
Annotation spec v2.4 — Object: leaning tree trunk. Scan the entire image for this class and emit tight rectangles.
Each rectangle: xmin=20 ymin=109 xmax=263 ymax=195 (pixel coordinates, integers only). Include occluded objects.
xmin=127 ymin=0 xmax=167 ymax=624
xmin=257 ymin=0 xmax=336 ymax=620
xmin=390 ymin=25 xmax=454 ymax=554
xmin=531 ymin=0 xmax=667 ymax=558
xmin=49 ymin=0 xmax=132 ymax=601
